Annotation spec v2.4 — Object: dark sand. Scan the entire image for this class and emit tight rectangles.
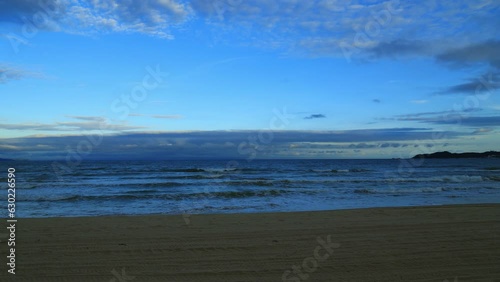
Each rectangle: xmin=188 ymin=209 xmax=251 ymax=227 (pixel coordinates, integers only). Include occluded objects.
xmin=1 ymin=204 xmax=499 ymax=281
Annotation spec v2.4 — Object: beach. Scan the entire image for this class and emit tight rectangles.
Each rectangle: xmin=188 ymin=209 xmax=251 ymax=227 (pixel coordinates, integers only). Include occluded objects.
xmin=2 ymin=204 xmax=499 ymax=281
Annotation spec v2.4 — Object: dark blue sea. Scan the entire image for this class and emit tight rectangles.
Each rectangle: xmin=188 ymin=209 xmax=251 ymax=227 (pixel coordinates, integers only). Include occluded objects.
xmin=3 ymin=159 xmax=500 ymax=217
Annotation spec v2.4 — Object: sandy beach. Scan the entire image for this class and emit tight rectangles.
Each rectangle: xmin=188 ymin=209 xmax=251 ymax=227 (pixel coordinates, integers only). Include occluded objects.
xmin=2 ymin=204 xmax=499 ymax=281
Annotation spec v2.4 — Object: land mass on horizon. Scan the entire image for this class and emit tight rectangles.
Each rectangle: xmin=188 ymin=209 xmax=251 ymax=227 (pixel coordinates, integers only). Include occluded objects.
xmin=413 ymin=151 xmax=500 ymax=159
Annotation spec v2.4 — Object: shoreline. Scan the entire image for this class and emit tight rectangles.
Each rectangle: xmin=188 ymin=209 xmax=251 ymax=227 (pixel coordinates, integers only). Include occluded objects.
xmin=2 ymin=204 xmax=500 ymax=281
xmin=15 ymin=201 xmax=500 ymax=219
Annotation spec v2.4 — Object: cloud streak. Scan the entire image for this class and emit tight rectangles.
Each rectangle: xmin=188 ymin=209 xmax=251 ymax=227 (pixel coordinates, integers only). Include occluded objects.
xmin=3 ymin=0 xmax=498 ymax=55
xmin=66 ymin=0 xmax=191 ymax=38
xmin=436 ymin=40 xmax=500 ymax=69
xmin=0 ymin=0 xmax=65 ymax=28
xmin=0 ymin=65 xmax=42 ymax=83
xmin=0 ymin=128 xmax=472 ymax=160
xmin=437 ymin=75 xmax=500 ymax=95
xmin=393 ymin=111 xmax=500 ymax=128
xmin=304 ymin=114 xmax=326 ymax=120
xmin=0 ymin=116 xmax=144 ymax=132
xmin=1 ymin=0 xmax=191 ymax=39
xmin=151 ymin=115 xmax=183 ymax=119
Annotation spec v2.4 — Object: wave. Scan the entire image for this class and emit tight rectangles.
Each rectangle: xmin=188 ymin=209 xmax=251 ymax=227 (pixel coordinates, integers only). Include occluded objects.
xmin=20 ymin=189 xmax=292 ymax=202
xmin=487 ymin=176 xmax=500 ymax=182
xmin=30 ymin=173 xmax=56 ymax=181
xmin=196 ymin=189 xmax=288 ymax=199
xmin=354 ymin=186 xmax=449 ymax=195
xmin=119 ymin=182 xmax=189 ymax=188
xmin=385 ymin=175 xmax=485 ymax=183
xmin=353 ymin=189 xmax=376 ymax=194
xmin=16 ymin=184 xmax=38 ymax=189
xmin=156 ymin=167 xmax=267 ymax=173
xmin=160 ymin=168 xmax=206 ymax=173
xmin=330 ymin=169 xmax=349 ymax=173
xmin=115 ymin=180 xmax=287 ymax=188
xmin=225 ymin=180 xmax=275 ymax=187
xmin=162 ymin=174 xmax=226 ymax=180
xmin=484 ymin=167 xmax=500 ymax=171
xmin=65 ymin=181 xmax=191 ymax=189
xmin=348 ymin=168 xmax=373 ymax=173
xmin=86 ymin=167 xmax=108 ymax=171
xmin=441 ymin=175 xmax=484 ymax=182
xmin=310 ymin=168 xmax=373 ymax=173
xmin=124 ymin=189 xmax=160 ymax=194
xmin=47 ymin=175 xmax=495 ymax=190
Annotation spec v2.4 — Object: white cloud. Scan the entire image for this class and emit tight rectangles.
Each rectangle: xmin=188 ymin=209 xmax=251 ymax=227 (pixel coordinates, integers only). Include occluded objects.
xmin=0 ymin=145 xmax=21 ymax=150
xmin=1 ymin=0 xmax=191 ymax=39
xmin=1 ymin=0 xmax=498 ymax=56
xmin=0 ymin=128 xmax=477 ymax=160
xmin=152 ymin=115 xmax=183 ymax=119
xmin=189 ymin=0 xmax=499 ymax=58
xmin=64 ymin=0 xmax=192 ymax=38
xmin=127 ymin=113 xmax=182 ymax=119
xmin=0 ymin=65 xmax=43 ymax=83
xmin=0 ymin=116 xmax=144 ymax=132
xmin=411 ymin=100 xmax=429 ymax=104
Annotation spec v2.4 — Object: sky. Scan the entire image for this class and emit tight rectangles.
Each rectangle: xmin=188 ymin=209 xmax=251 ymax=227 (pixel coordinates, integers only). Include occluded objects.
xmin=0 ymin=0 xmax=499 ymax=160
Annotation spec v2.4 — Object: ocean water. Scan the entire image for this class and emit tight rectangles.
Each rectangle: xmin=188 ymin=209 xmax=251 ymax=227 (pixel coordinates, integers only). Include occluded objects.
xmin=2 ymin=159 xmax=500 ymax=217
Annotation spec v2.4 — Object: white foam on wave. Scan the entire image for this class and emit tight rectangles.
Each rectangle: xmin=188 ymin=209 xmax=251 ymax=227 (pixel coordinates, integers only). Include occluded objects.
xmin=386 ymin=175 xmax=484 ymax=183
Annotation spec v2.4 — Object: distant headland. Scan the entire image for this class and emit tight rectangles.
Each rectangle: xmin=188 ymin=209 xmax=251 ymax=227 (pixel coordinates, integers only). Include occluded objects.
xmin=412 ymin=151 xmax=500 ymax=159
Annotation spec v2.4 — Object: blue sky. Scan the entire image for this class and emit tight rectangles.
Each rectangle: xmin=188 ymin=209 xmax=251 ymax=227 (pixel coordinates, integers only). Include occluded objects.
xmin=0 ymin=0 xmax=499 ymax=160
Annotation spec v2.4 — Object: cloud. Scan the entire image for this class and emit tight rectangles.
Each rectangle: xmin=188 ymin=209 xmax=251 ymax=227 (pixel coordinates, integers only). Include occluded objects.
xmin=0 ymin=116 xmax=144 ymax=131
xmin=0 ymin=128 xmax=469 ymax=160
xmin=393 ymin=108 xmax=481 ymax=119
xmin=410 ymin=100 xmax=428 ymax=104
xmin=0 ymin=65 xmax=42 ymax=83
xmin=436 ymin=40 xmax=500 ymax=69
xmin=431 ymin=116 xmax=500 ymax=127
xmin=67 ymin=0 xmax=191 ymax=38
xmin=0 ymin=144 xmax=22 ymax=150
xmin=2 ymin=0 xmax=498 ymax=54
xmin=430 ymin=41 xmax=500 ymax=95
xmin=299 ymin=1 xmax=496 ymax=57
xmin=65 ymin=115 xmax=106 ymax=122
xmin=365 ymin=39 xmax=500 ymax=69
xmin=473 ymin=128 xmax=494 ymax=134
xmin=1 ymin=0 xmax=191 ymax=39
xmin=152 ymin=115 xmax=183 ymax=119
xmin=304 ymin=114 xmax=326 ymax=120
xmin=436 ymin=72 xmax=500 ymax=95
xmin=366 ymin=39 xmax=432 ymax=58
xmin=394 ymin=112 xmax=500 ymax=128
xmin=0 ymin=0 xmax=65 ymax=29
xmin=128 ymin=113 xmax=183 ymax=119
xmin=385 ymin=109 xmax=500 ymax=129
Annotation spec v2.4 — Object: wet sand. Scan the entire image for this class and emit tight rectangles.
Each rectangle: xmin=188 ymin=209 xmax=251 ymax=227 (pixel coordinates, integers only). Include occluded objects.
xmin=2 ymin=204 xmax=499 ymax=281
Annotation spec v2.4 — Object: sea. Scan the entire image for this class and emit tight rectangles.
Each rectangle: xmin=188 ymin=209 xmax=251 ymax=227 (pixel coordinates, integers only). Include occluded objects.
xmin=3 ymin=159 xmax=500 ymax=218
